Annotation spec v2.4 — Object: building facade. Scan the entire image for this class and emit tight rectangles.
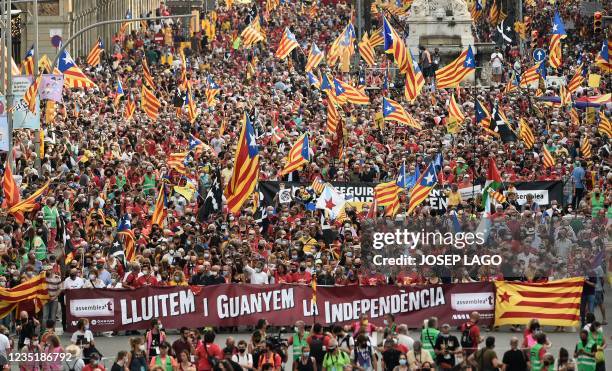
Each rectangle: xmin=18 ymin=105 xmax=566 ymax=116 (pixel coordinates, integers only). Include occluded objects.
xmin=16 ymin=0 xmax=159 ymax=62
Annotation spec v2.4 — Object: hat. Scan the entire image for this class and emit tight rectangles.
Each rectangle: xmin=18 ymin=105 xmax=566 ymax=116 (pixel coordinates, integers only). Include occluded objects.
xmin=456 ymin=157 xmax=466 ymax=163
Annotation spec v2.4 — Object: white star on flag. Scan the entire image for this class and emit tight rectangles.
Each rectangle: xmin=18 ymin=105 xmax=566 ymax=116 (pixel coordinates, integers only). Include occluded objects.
xmin=424 ymin=173 xmax=434 ymax=184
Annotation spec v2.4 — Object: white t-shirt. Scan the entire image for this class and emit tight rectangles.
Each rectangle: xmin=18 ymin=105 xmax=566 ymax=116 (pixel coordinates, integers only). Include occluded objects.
xmin=71 ymin=330 xmax=94 ymax=346
xmin=244 ymin=265 xmax=270 ymax=284
xmin=0 ymin=333 xmax=10 ymax=357
xmin=63 ymin=277 xmax=85 ymax=290
xmin=490 ymin=53 xmax=504 ymax=68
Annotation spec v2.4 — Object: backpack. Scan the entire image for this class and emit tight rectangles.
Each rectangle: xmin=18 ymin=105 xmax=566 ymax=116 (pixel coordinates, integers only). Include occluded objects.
xmin=309 ymin=335 xmax=325 ymax=365
xmin=460 ymin=322 xmax=474 ymax=349
xmin=204 ymin=343 xmax=220 ymax=368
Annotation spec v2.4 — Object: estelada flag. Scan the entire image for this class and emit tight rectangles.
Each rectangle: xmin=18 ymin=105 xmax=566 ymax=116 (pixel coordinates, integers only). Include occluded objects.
xmin=494 ymin=277 xmax=584 ymax=327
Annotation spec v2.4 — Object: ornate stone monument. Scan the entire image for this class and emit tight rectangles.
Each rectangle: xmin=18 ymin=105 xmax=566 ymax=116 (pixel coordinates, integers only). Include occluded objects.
xmin=406 ymin=0 xmax=475 ymax=57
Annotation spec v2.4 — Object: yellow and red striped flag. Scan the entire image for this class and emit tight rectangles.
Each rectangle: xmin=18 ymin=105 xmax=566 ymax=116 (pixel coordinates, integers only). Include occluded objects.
xmin=23 ymin=74 xmax=42 ymax=114
xmin=374 ymin=181 xmax=402 ymax=217
xmin=435 ymin=47 xmax=476 ymax=89
xmin=494 ymin=278 xmax=584 ymax=327
xmin=142 ymin=58 xmax=155 ymax=88
xmin=2 ymin=159 xmax=20 ymax=209
xmin=0 ymin=273 xmax=49 ymax=319
xmin=489 ymin=0 xmax=500 ymax=25
xmin=38 ymin=54 xmax=52 ymax=74
xmin=8 ymin=180 xmax=51 ymax=224
xmin=57 ymin=49 xmax=97 ymax=88
xmin=567 ymin=64 xmax=584 ymax=93
xmin=404 ymin=49 xmax=425 ymax=102
xmin=326 ymin=100 xmax=340 ymax=134
xmin=369 ymin=27 xmax=384 ymax=48
xmin=520 ymin=63 xmax=540 ymax=87
xmin=21 ymin=46 xmax=35 ymax=75
xmin=305 ymin=43 xmax=324 ymax=72
xmin=280 ymin=134 xmax=310 ymax=176
xmin=542 ymin=146 xmax=555 ymax=168
xmin=383 ymin=97 xmax=422 ymax=129
xmin=548 ymin=11 xmax=566 ymax=69
xmin=240 ymin=17 xmax=265 ymax=48
xmin=86 ymin=38 xmax=104 ymax=67
xmin=358 ymin=32 xmax=376 ymax=67
xmin=448 ymin=94 xmax=465 ymax=124
xmin=167 ymin=152 xmax=188 ymax=174
xmin=407 ymin=163 xmax=437 ymax=215
xmin=311 ymin=177 xmax=326 ymax=195
xmin=124 ymin=94 xmax=135 ymax=121
xmin=141 ymin=84 xmax=161 ymax=121
xmin=382 ymin=17 xmax=411 ymax=74
xmin=580 ymin=137 xmax=591 ymax=159
xmin=488 ymin=189 xmax=507 ymax=204
xmin=185 ymin=83 xmax=198 ymax=123
xmin=275 ymin=28 xmax=300 ymax=60
xmin=311 ymin=278 xmax=317 ymax=304
xmin=225 ymin=115 xmax=260 ymax=214
xmin=333 ymin=78 xmax=370 ymax=105
xmin=598 ymin=112 xmax=612 ymax=137
xmin=150 ymin=185 xmax=167 ymax=226
xmin=569 ymin=108 xmax=580 ymax=126
xmin=518 ymin=118 xmax=535 ymax=149
xmin=559 ymin=85 xmax=571 ymax=106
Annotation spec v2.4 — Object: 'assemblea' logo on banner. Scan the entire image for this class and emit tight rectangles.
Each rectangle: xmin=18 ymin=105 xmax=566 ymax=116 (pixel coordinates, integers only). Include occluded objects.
xmin=70 ymin=298 xmax=114 ymax=317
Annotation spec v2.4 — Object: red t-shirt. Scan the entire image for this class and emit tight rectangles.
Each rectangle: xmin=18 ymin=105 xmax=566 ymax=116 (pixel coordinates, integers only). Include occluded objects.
xmin=195 ymin=343 xmax=224 ymax=371
xmin=134 ymin=275 xmax=158 ymax=288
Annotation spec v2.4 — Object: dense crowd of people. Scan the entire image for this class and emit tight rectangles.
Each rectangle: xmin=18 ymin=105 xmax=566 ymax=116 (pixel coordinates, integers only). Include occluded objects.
xmin=0 ymin=0 xmax=609 ymax=369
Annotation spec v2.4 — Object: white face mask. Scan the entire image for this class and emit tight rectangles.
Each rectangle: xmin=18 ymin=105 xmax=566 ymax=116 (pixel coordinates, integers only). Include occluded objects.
xmin=139 ymin=344 xmax=146 ymax=351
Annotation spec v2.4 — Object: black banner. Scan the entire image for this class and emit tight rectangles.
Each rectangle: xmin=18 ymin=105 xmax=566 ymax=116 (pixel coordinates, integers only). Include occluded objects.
xmin=259 ymin=181 xmax=564 ymax=210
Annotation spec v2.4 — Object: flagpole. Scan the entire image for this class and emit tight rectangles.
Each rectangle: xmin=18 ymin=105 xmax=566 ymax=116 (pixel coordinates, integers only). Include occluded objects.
xmin=5 ymin=0 xmax=14 ymax=167
xmin=33 ymin=0 xmax=41 ymax=172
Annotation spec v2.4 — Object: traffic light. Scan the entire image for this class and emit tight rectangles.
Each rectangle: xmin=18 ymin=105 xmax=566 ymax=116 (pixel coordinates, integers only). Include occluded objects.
xmin=594 ymin=11 xmax=602 ymax=33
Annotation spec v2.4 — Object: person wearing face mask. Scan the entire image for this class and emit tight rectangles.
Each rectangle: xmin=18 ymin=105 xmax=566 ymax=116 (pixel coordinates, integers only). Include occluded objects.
xmin=83 ymin=269 xmax=106 ymax=288
xmin=288 ymin=321 xmax=310 ymax=362
xmin=19 ymin=334 xmax=42 ymax=371
xmin=16 ymin=310 xmax=39 ymax=349
xmin=392 ymin=354 xmax=409 ymax=371
xmin=126 ymin=337 xmax=149 ymax=371
xmin=290 ymin=263 xmax=312 ymax=284
xmin=80 ymin=352 xmax=106 ymax=371
xmin=169 ymin=270 xmax=188 ymax=286
xmin=204 ymin=265 xmax=226 ymax=286
xmin=293 ymin=345 xmax=316 ymax=371
xmin=122 ymin=263 xmax=141 ymax=289
xmin=243 ymin=258 xmax=271 ymax=284
xmin=145 ymin=319 xmax=167 ymax=360
xmin=230 ymin=340 xmax=253 ymax=370
xmin=71 ymin=319 xmax=97 ymax=364
xmin=134 ymin=265 xmax=159 ymax=287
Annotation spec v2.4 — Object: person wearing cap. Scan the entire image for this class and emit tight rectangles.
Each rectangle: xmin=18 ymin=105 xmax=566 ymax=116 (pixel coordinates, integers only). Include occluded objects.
xmin=434 ymin=324 xmax=461 ymax=370
xmin=322 ymin=339 xmax=350 ymax=371
xmin=81 ymin=352 xmax=106 ymax=371
xmin=149 ymin=341 xmax=177 ymax=371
